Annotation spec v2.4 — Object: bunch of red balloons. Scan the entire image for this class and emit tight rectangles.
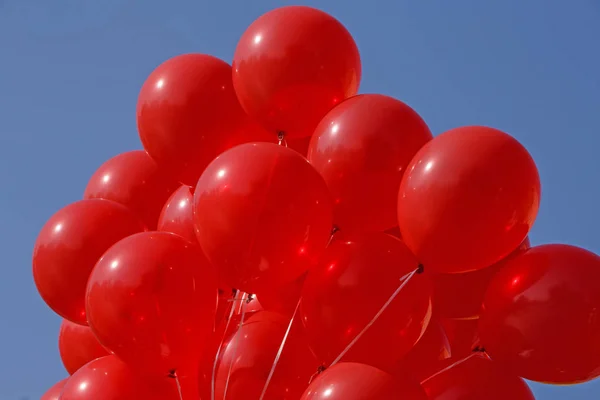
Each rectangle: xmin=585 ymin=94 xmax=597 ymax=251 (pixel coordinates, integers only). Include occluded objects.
xmin=35 ymin=6 xmax=600 ymax=400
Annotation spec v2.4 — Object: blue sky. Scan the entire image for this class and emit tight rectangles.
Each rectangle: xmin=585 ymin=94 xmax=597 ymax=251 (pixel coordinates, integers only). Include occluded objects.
xmin=0 ymin=1 xmax=598 ymax=398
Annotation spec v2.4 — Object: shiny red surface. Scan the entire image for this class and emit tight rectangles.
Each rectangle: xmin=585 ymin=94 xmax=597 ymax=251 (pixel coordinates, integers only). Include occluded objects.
xmin=393 ymin=319 xmax=451 ymax=383
xmin=300 ymin=233 xmax=432 ymax=370
xmin=432 ymin=237 xmax=531 ymax=320
xmin=233 ymin=6 xmax=361 ymax=138
xmin=194 ymin=143 xmax=333 ymax=294
xmin=480 ymin=244 xmax=600 ymax=384
xmin=397 ymin=126 xmax=541 ymax=273
xmin=301 ymin=362 xmax=427 ymax=400
xmin=40 ymin=379 xmax=66 ymax=400
xmin=157 ymin=185 xmax=196 ymax=244
xmin=422 ymin=354 xmax=534 ymax=400
xmin=441 ymin=318 xmax=480 ymax=360
xmin=84 ymin=150 xmax=179 ymax=230
xmin=59 ymin=319 xmax=109 ymax=375
xmin=258 ymin=274 xmax=306 ymax=316
xmin=137 ymin=54 xmax=268 ymax=186
xmin=86 ymin=232 xmax=218 ymax=378
xmin=33 ymin=199 xmax=143 ymax=325
xmin=308 ymin=94 xmax=432 ymax=234
xmin=213 ymin=311 xmax=319 ymax=399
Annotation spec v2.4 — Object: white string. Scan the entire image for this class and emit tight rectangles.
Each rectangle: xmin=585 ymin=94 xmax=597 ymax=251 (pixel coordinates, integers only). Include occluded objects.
xmin=328 ymin=268 xmax=419 ymax=368
xmin=420 ymin=351 xmax=480 ymax=384
xmin=258 ymin=298 xmax=302 ymax=400
xmin=211 ymin=291 xmax=242 ymax=400
xmin=221 ymin=293 xmax=250 ymax=400
xmin=173 ymin=372 xmax=184 ymax=400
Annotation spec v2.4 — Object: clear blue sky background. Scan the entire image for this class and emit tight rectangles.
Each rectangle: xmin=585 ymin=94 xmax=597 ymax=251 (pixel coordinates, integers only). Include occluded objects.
xmin=0 ymin=1 xmax=598 ymax=398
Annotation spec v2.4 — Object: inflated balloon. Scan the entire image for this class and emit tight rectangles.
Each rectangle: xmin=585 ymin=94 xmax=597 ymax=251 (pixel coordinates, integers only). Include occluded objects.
xmin=287 ymin=136 xmax=312 ymax=157
xmin=258 ymin=274 xmax=306 ymax=316
xmin=59 ymin=355 xmax=180 ymax=400
xmin=422 ymin=354 xmax=534 ymax=400
xmin=213 ymin=311 xmax=319 ymax=399
xmin=137 ymin=54 xmax=268 ymax=186
xmin=397 ymin=126 xmax=541 ymax=273
xmin=301 ymin=362 xmax=427 ymax=400
xmin=432 ymin=237 xmax=531 ymax=320
xmin=300 ymin=233 xmax=432 ymax=370
xmin=233 ymin=6 xmax=361 ymax=138
xmin=441 ymin=318 xmax=480 ymax=361
xmin=59 ymin=319 xmax=109 ymax=375
xmin=194 ymin=143 xmax=333 ymax=294
xmin=157 ymin=184 xmax=196 ymax=244
xmin=480 ymin=244 xmax=600 ymax=384
xmin=84 ymin=150 xmax=179 ymax=230
xmin=86 ymin=232 xmax=218 ymax=378
xmin=33 ymin=199 xmax=143 ymax=324
xmin=41 ymin=379 xmax=67 ymax=400
xmin=309 ymin=94 xmax=432 ymax=234
xmin=393 ymin=319 xmax=451 ymax=383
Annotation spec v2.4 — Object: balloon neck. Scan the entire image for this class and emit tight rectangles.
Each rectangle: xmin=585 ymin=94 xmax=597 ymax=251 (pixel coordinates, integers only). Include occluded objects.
xmin=416 ymin=264 xmax=425 ymax=274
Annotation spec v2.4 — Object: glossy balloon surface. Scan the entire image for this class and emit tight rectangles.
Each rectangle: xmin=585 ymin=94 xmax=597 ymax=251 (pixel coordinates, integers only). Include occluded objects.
xmin=309 ymin=94 xmax=432 ymax=234
xmin=433 ymin=237 xmax=530 ymax=320
xmin=157 ymin=185 xmax=196 ymax=244
xmin=41 ymin=379 xmax=67 ymax=400
xmin=301 ymin=362 xmax=427 ymax=400
xmin=422 ymin=354 xmax=534 ymax=400
xmin=397 ymin=126 xmax=540 ymax=273
xmin=59 ymin=319 xmax=109 ymax=375
xmin=137 ymin=54 xmax=267 ymax=185
xmin=86 ymin=232 xmax=218 ymax=376
xmin=233 ymin=6 xmax=361 ymax=138
xmin=301 ymin=233 xmax=432 ymax=369
xmin=194 ymin=143 xmax=333 ymax=294
xmin=480 ymin=244 xmax=600 ymax=384
xmin=84 ymin=150 xmax=179 ymax=230
xmin=33 ymin=199 xmax=143 ymax=324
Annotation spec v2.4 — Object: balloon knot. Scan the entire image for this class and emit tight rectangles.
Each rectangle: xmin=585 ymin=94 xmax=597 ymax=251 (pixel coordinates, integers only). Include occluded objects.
xmin=331 ymin=225 xmax=340 ymax=235
xmin=167 ymin=369 xmax=177 ymax=379
xmin=309 ymin=365 xmax=327 ymax=384
xmin=277 ymin=131 xmax=285 ymax=144
xmin=472 ymin=346 xmax=487 ymax=353
xmin=416 ymin=264 xmax=425 ymax=274
xmin=246 ymin=294 xmax=255 ymax=303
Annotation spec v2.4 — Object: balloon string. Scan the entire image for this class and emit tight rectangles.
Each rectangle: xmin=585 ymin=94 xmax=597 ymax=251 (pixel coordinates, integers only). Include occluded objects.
xmin=328 ymin=268 xmax=419 ymax=368
xmin=211 ymin=291 xmax=242 ymax=400
xmin=420 ymin=351 xmax=481 ymax=384
xmin=174 ymin=372 xmax=184 ymax=400
xmin=222 ymin=293 xmax=251 ymax=400
xmin=277 ymin=131 xmax=288 ymax=147
xmin=258 ymin=297 xmax=303 ymax=400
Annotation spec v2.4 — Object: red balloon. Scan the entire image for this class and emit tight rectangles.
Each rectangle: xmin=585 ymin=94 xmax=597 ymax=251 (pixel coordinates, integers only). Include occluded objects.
xmin=41 ymin=379 xmax=67 ymax=400
xmin=86 ymin=232 xmax=218 ymax=378
xmin=233 ymin=6 xmax=361 ymax=139
xmin=258 ymin=274 xmax=306 ymax=316
xmin=422 ymin=354 xmax=534 ymax=400
xmin=479 ymin=244 xmax=600 ymax=384
xmin=441 ymin=318 xmax=480 ymax=360
xmin=213 ymin=311 xmax=319 ymax=399
xmin=287 ymin=136 xmax=312 ymax=157
xmin=33 ymin=199 xmax=143 ymax=324
xmin=194 ymin=143 xmax=333 ymax=294
xmin=301 ymin=363 xmax=427 ymax=400
xmin=393 ymin=319 xmax=451 ymax=383
xmin=157 ymin=184 xmax=196 ymax=244
xmin=84 ymin=150 xmax=179 ymax=230
xmin=300 ymin=233 xmax=432 ymax=370
xmin=59 ymin=319 xmax=109 ymax=375
xmin=432 ymin=237 xmax=531 ymax=320
xmin=308 ymin=94 xmax=432 ymax=234
xmin=397 ymin=126 xmax=541 ymax=274
xmin=137 ymin=54 xmax=267 ymax=186
xmin=59 ymin=355 xmax=180 ymax=400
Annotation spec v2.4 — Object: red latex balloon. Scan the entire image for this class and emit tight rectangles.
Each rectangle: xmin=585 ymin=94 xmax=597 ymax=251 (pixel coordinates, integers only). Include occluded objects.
xmin=397 ymin=126 xmax=541 ymax=273
xmin=59 ymin=319 xmax=109 ymax=375
xmin=59 ymin=355 xmax=181 ymax=400
xmin=213 ymin=311 xmax=319 ymax=399
xmin=194 ymin=143 xmax=333 ymax=294
xmin=233 ymin=6 xmax=361 ymax=138
xmin=422 ymin=354 xmax=534 ymax=400
xmin=441 ymin=318 xmax=480 ymax=360
xmin=300 ymin=233 xmax=432 ymax=370
xmin=479 ymin=244 xmax=600 ymax=384
xmin=393 ymin=319 xmax=451 ymax=383
xmin=33 ymin=199 xmax=143 ymax=324
xmin=432 ymin=237 xmax=531 ymax=320
xmin=287 ymin=136 xmax=311 ymax=157
xmin=157 ymin=185 xmax=196 ymax=243
xmin=258 ymin=274 xmax=306 ymax=316
xmin=301 ymin=363 xmax=427 ymax=400
xmin=309 ymin=94 xmax=432 ymax=234
xmin=137 ymin=54 xmax=267 ymax=186
xmin=86 ymin=232 xmax=218 ymax=378
xmin=41 ymin=379 xmax=67 ymax=400
xmin=84 ymin=150 xmax=179 ymax=230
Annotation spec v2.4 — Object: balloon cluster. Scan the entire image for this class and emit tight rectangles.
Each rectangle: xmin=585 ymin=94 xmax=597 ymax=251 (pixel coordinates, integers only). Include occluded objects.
xmin=36 ymin=6 xmax=600 ymax=400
